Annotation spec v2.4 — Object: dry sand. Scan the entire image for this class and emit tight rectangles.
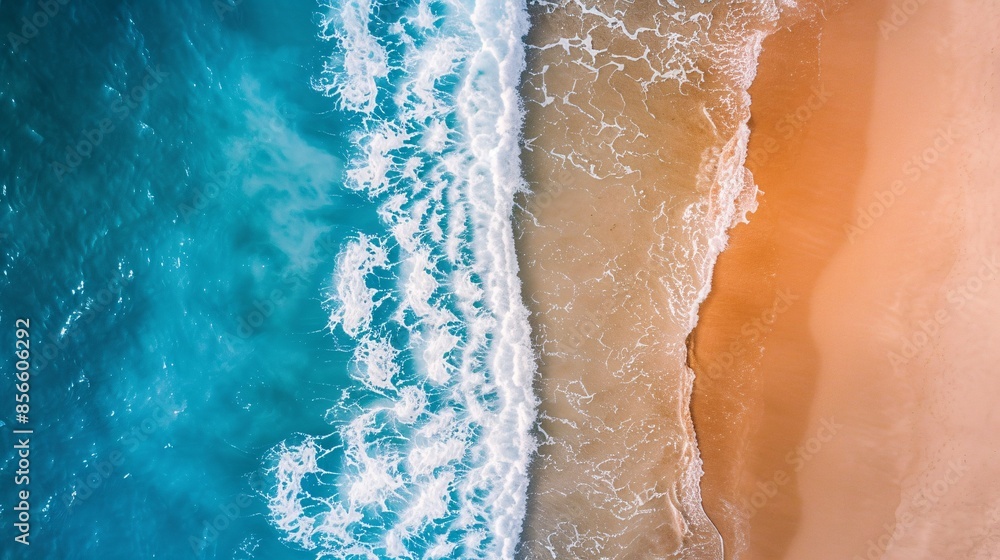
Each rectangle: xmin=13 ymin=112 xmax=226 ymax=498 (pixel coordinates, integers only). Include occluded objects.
xmin=690 ymin=0 xmax=1000 ymax=558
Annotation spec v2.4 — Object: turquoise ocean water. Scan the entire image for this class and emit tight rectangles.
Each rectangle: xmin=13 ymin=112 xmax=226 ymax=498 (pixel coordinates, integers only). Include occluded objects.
xmin=0 ymin=0 xmax=535 ymax=558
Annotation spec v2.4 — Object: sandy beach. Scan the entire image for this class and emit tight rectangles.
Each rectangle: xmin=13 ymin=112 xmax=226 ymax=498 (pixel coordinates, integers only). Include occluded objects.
xmin=691 ymin=0 xmax=1000 ymax=558
xmin=513 ymin=0 xmax=1000 ymax=556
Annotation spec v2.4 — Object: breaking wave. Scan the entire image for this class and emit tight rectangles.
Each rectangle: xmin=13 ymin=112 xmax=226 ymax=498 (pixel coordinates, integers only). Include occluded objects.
xmin=264 ymin=0 xmax=538 ymax=557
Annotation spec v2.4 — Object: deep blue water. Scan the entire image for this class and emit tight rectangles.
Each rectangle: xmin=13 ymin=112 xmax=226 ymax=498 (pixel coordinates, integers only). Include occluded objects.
xmin=0 ymin=1 xmax=365 ymax=558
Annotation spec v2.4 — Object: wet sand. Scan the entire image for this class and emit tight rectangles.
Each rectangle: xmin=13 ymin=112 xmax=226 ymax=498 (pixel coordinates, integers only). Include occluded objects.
xmin=513 ymin=1 xmax=785 ymax=557
xmin=691 ymin=0 xmax=1000 ymax=558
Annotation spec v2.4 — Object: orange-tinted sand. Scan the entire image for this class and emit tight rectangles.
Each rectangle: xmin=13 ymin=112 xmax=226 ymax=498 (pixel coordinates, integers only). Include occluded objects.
xmin=691 ymin=0 xmax=1000 ymax=558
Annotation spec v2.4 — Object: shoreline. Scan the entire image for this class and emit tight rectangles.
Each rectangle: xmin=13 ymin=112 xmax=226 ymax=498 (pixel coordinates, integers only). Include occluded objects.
xmin=512 ymin=1 xmax=793 ymax=556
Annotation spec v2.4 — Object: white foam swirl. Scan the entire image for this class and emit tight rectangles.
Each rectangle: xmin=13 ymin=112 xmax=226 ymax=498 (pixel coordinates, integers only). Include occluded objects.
xmin=314 ymin=0 xmax=390 ymax=113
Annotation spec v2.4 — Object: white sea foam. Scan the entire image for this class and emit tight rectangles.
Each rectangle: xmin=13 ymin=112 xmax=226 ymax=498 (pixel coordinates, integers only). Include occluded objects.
xmin=393 ymin=385 xmax=428 ymax=424
xmin=315 ymin=0 xmax=390 ymax=113
xmin=345 ymin=124 xmax=411 ymax=196
xmin=267 ymin=0 xmax=537 ymax=557
xmin=325 ymin=234 xmax=388 ymax=338
xmin=352 ymin=335 xmax=401 ymax=391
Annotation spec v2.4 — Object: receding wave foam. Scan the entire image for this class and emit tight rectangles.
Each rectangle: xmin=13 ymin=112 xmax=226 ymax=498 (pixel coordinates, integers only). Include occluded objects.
xmin=265 ymin=0 xmax=536 ymax=557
